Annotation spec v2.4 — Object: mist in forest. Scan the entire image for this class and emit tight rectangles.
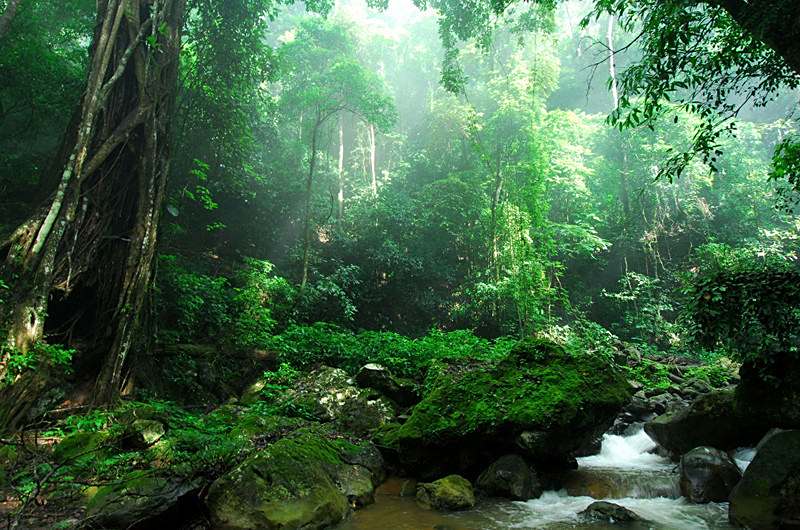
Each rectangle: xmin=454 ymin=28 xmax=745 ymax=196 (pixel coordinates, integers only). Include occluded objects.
xmin=1 ymin=0 xmax=799 ymax=527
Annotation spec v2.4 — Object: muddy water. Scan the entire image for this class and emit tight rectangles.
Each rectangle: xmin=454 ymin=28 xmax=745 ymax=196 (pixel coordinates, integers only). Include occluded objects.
xmin=339 ymin=429 xmax=741 ymax=530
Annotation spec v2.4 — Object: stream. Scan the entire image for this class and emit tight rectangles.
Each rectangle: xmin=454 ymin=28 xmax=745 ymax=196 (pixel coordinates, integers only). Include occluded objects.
xmin=339 ymin=428 xmax=751 ymax=529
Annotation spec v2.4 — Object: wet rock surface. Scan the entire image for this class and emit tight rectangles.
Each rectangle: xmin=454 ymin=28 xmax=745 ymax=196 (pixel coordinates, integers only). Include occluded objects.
xmin=416 ymin=475 xmax=476 ymax=511
xmin=644 ymin=388 xmax=756 ymax=457
xmin=476 ymin=454 xmax=542 ymax=500
xmin=578 ymin=501 xmax=645 ymax=523
xmin=730 ymin=429 xmax=800 ymax=530
xmin=679 ymin=446 xmax=741 ymax=503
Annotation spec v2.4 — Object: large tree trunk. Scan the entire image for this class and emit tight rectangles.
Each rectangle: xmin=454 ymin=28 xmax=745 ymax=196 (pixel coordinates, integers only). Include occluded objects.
xmin=0 ymin=0 xmax=186 ymax=427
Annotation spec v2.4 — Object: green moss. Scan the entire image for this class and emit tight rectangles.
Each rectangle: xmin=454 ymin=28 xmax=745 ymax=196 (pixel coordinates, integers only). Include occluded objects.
xmin=53 ymin=431 xmax=112 ymax=464
xmin=416 ymin=475 xmax=475 ymax=511
xmin=207 ymin=427 xmax=355 ymax=529
xmin=383 ymin=338 xmax=630 ymax=447
xmin=85 ymin=470 xmax=200 ymax=527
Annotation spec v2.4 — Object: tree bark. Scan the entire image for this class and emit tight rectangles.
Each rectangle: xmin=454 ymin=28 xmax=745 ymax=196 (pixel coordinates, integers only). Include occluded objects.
xmin=607 ymin=15 xmax=631 ymax=223
xmin=337 ymin=116 xmax=345 ymax=220
xmin=0 ymin=0 xmax=187 ymax=425
xmin=301 ymin=117 xmax=321 ymax=289
xmin=0 ymin=0 xmax=22 ymax=42
xmin=368 ymin=123 xmax=377 ymax=198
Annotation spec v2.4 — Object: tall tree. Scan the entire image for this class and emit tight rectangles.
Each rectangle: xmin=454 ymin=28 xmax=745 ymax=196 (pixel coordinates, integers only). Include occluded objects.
xmin=0 ymin=0 xmax=186 ymax=424
xmin=278 ymin=18 xmax=396 ymax=288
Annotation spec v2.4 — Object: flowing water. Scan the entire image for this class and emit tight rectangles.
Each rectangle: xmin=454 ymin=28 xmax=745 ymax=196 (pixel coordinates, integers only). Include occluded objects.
xmin=339 ymin=427 xmax=743 ymax=529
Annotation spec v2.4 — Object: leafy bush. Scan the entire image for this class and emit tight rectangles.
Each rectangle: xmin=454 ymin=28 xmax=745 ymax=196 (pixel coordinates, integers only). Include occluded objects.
xmin=2 ymin=342 xmax=75 ymax=387
xmin=684 ymin=359 xmax=738 ymax=388
xmin=682 ymin=243 xmax=800 ymax=369
xmin=230 ymin=258 xmax=296 ymax=349
xmin=156 ymin=255 xmax=296 ymax=348
xmin=604 ymin=271 xmax=683 ymax=348
xmin=269 ymin=324 xmax=514 ymax=379
xmin=295 ymin=265 xmax=361 ymax=327
xmin=156 ymin=255 xmax=231 ymax=343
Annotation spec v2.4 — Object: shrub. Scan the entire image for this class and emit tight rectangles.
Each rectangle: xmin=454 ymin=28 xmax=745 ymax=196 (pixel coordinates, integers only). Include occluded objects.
xmin=156 ymin=254 xmax=231 ymax=343
xmin=681 ymin=243 xmax=800 ymax=370
xmin=269 ymin=324 xmax=515 ymax=380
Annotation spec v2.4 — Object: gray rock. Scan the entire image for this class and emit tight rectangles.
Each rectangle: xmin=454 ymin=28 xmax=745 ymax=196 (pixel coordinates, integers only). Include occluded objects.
xmin=286 ymin=366 xmax=395 ymax=435
xmin=123 ymin=419 xmax=165 ymax=449
xmin=476 ymin=454 xmax=542 ymax=500
xmin=679 ymin=446 xmax=741 ymax=503
xmin=730 ymin=429 xmax=800 ymax=529
xmin=354 ymin=363 xmax=419 ymax=407
xmin=579 ymin=501 xmax=644 ymax=523
xmin=645 ymin=388 xmax=761 ymax=458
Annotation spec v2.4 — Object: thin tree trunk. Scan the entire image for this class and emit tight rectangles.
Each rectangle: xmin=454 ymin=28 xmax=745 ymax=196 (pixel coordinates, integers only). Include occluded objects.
xmin=0 ymin=0 xmax=22 ymax=42
xmin=607 ymin=15 xmax=631 ymax=224
xmin=0 ymin=0 xmax=187 ymax=426
xmin=369 ymin=123 xmax=377 ymax=198
xmin=301 ymin=118 xmax=321 ymax=289
xmin=490 ymin=165 xmax=502 ymax=284
xmin=337 ymin=116 xmax=345 ymax=220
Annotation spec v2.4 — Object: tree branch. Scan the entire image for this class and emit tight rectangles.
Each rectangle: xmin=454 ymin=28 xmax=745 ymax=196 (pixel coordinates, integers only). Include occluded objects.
xmin=83 ymin=104 xmax=150 ymax=179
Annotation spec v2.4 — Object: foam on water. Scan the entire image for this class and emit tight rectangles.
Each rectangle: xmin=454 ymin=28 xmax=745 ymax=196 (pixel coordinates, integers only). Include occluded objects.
xmin=579 ymin=427 xmax=670 ymax=470
xmin=511 ymin=491 xmax=730 ymax=530
xmin=732 ymin=447 xmax=756 ymax=472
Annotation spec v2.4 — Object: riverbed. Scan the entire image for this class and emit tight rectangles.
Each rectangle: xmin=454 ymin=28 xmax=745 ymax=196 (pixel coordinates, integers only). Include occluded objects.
xmin=339 ymin=428 xmax=747 ymax=529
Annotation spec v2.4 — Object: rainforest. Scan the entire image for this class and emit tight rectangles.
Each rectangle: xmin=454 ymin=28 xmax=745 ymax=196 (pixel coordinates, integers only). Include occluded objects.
xmin=0 ymin=0 xmax=799 ymax=528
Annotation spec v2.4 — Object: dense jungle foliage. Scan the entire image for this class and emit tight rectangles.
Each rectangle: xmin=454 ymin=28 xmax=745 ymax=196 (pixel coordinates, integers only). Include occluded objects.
xmin=0 ymin=0 xmax=799 ymax=527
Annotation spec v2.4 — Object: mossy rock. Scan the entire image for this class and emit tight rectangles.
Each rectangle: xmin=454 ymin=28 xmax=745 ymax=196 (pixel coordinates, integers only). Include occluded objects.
xmin=416 ymin=475 xmax=475 ymax=511
xmin=85 ymin=470 xmax=200 ymax=528
xmin=377 ymin=338 xmax=631 ymax=475
xmin=730 ymin=429 xmax=800 ymax=529
xmin=53 ymin=431 xmax=112 ymax=464
xmin=283 ymin=366 xmax=394 ymax=435
xmin=207 ymin=428 xmax=381 ymax=529
xmin=122 ymin=419 xmax=166 ymax=449
xmin=647 ymin=358 xmax=800 ymax=459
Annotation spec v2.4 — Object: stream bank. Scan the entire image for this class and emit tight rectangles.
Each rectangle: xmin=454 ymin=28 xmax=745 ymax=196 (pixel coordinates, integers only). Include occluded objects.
xmin=339 ymin=429 xmax=738 ymax=530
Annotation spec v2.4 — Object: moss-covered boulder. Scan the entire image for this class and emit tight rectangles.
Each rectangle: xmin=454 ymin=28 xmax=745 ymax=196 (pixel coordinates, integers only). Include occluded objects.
xmin=354 ymin=363 xmax=419 ymax=408
xmin=646 ymin=359 xmax=800 ymax=459
xmin=729 ymin=429 xmax=800 ymax=529
xmin=416 ymin=475 xmax=475 ymax=511
xmin=285 ymin=366 xmax=395 ymax=435
xmin=85 ymin=471 xmax=200 ymax=528
xmin=53 ymin=431 xmax=113 ymax=464
xmin=206 ymin=428 xmax=382 ymax=529
xmin=377 ymin=339 xmax=631 ymax=476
